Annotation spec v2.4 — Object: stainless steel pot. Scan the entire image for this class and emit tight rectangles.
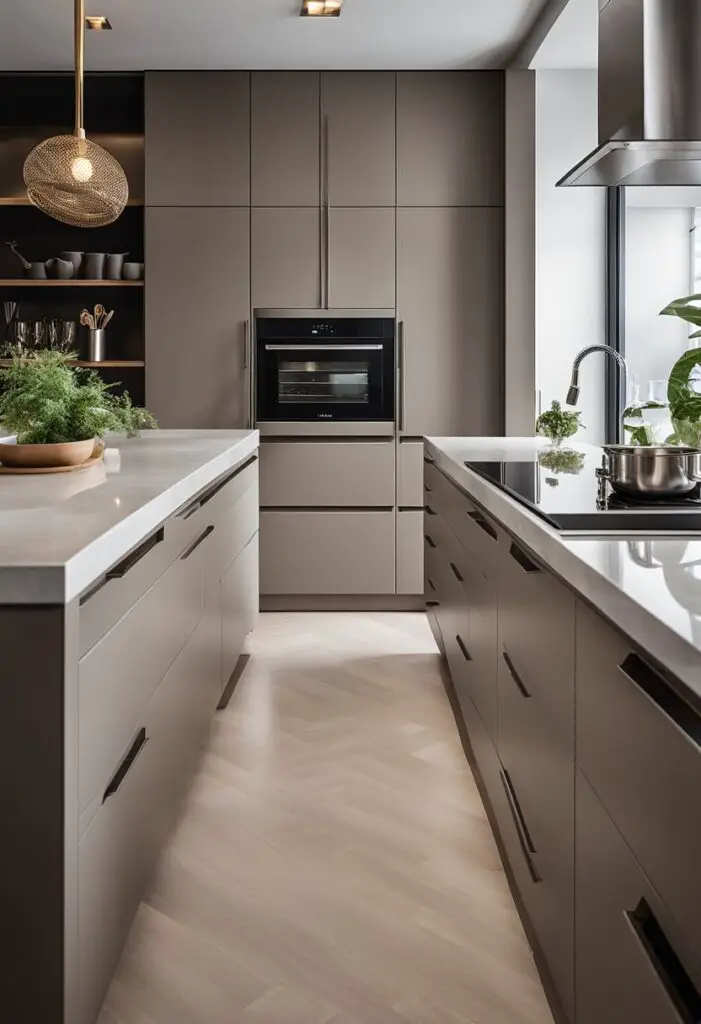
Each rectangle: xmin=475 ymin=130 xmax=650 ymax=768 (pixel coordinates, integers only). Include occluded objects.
xmin=600 ymin=445 xmax=701 ymax=497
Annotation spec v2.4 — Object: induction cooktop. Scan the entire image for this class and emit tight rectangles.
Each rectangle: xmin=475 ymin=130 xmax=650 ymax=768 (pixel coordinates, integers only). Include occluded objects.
xmin=465 ymin=454 xmax=701 ymax=534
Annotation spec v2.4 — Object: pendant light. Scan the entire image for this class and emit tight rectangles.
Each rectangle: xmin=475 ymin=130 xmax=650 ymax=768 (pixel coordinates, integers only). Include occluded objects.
xmin=23 ymin=0 xmax=129 ymax=227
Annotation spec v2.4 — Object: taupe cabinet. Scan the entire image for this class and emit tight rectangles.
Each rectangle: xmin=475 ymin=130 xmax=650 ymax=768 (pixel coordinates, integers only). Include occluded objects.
xmin=425 ymin=457 xmax=701 ymax=1024
xmin=3 ymin=454 xmax=259 ymax=1024
xmin=146 ymin=207 xmax=250 ymax=428
xmin=398 ymin=207 xmax=504 ymax=436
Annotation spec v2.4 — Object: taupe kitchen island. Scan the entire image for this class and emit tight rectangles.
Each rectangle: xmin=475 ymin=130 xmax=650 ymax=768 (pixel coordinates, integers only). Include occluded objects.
xmin=1 ymin=430 xmax=259 ymax=1024
xmin=425 ymin=437 xmax=701 ymax=1024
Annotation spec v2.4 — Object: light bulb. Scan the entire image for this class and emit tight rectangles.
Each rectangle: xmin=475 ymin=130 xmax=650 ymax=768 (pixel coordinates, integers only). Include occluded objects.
xmin=70 ymin=156 xmax=94 ymax=183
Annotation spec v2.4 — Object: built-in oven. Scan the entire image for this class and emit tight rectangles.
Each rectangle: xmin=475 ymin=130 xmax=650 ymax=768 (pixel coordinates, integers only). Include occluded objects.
xmin=255 ymin=314 xmax=395 ymax=435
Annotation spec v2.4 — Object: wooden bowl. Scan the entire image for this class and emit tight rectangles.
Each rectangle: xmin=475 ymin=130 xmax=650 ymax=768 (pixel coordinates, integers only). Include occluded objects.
xmin=0 ymin=438 xmax=97 ymax=468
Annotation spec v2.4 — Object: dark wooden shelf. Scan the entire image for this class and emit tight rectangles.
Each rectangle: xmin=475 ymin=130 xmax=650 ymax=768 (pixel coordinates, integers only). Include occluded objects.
xmin=0 ymin=359 xmax=145 ymax=368
xmin=0 ymin=279 xmax=143 ymax=288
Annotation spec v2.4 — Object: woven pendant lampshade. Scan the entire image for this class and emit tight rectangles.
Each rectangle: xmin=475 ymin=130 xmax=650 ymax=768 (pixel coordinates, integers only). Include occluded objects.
xmin=23 ymin=0 xmax=128 ymax=227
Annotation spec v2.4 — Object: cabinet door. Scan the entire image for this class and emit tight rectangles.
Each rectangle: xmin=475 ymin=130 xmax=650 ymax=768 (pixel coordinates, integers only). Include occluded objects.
xmin=396 ymin=72 xmax=504 ymax=206
xmin=146 ymin=207 xmax=250 ymax=428
xmin=577 ymin=771 xmax=701 ymax=1024
xmin=145 ymin=72 xmax=250 ymax=206
xmin=322 ymin=72 xmax=396 ymax=207
xmin=251 ymin=208 xmax=322 ymax=309
xmin=397 ymin=207 xmax=504 ymax=436
xmin=328 ymin=207 xmax=396 ymax=309
xmin=251 ymin=72 xmax=320 ymax=206
xmin=396 ymin=510 xmax=423 ymax=595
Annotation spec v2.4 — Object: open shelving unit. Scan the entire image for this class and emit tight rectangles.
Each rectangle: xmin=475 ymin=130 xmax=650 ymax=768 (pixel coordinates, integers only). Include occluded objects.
xmin=0 ymin=72 xmax=146 ymax=404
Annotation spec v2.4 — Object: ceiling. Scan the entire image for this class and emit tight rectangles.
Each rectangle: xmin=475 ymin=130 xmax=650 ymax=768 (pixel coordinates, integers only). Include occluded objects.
xmin=529 ymin=0 xmax=597 ymax=70
xmin=0 ymin=0 xmax=548 ymax=72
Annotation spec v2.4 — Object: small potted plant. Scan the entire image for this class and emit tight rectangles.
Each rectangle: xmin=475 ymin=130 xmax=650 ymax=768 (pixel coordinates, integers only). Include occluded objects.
xmin=0 ymin=350 xmax=156 ymax=469
xmin=536 ymin=400 xmax=584 ymax=447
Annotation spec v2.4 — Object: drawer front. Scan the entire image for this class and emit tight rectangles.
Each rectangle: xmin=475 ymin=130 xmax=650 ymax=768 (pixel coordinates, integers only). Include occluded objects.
xmin=498 ymin=538 xmax=575 ymax=745
xmin=222 ymin=533 xmax=259 ymax=688
xmin=397 ymin=509 xmax=424 ymax=595
xmin=78 ymin=531 xmax=208 ymax=819
xmin=261 ymin=510 xmax=396 ymax=594
xmin=577 ymin=771 xmax=701 ymax=1024
xmin=260 ymin=440 xmax=395 ymax=507
xmin=398 ymin=440 xmax=424 ymax=506
xmin=203 ymin=478 xmax=259 ymax=601
xmin=177 ymin=455 xmax=258 ymax=528
xmin=425 ymin=462 xmax=505 ymax=581
xmin=78 ymin=719 xmax=159 ymax=1024
xmin=577 ymin=600 xmax=701 ymax=959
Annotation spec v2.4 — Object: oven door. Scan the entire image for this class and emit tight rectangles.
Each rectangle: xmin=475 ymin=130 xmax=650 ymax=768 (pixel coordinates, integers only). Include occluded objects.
xmin=257 ymin=342 xmax=394 ymax=424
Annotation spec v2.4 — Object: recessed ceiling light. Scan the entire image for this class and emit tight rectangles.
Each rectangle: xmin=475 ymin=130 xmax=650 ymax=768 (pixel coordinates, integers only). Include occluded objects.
xmin=300 ymin=0 xmax=343 ymax=17
xmin=85 ymin=15 xmax=112 ymax=29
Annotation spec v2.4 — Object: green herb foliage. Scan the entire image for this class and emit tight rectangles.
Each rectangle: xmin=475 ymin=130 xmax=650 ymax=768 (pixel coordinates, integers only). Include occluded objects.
xmin=536 ymin=400 xmax=584 ymax=445
xmin=0 ymin=350 xmax=157 ymax=445
xmin=658 ymin=295 xmax=701 ymax=446
xmin=538 ymin=446 xmax=585 ymax=475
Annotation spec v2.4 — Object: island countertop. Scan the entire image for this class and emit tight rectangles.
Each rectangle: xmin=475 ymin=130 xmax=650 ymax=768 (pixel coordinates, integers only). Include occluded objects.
xmin=0 ymin=429 xmax=259 ymax=604
xmin=426 ymin=436 xmax=701 ymax=703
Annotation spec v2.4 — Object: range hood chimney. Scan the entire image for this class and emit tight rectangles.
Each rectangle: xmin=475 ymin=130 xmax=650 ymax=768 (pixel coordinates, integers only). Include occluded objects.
xmin=558 ymin=0 xmax=701 ymax=187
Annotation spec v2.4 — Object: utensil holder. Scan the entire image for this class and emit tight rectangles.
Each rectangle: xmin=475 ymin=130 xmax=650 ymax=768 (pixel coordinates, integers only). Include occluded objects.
xmin=88 ymin=329 xmax=106 ymax=362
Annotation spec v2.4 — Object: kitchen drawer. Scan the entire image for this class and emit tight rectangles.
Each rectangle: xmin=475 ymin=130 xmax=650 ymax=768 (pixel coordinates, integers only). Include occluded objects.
xmin=260 ymin=509 xmax=395 ymax=595
xmin=78 ymin=716 xmax=159 ymax=1024
xmin=397 ymin=510 xmax=424 ymax=595
xmin=577 ymin=601 xmax=701 ymax=961
xmin=498 ymin=538 xmax=575 ymax=746
xmin=78 ymin=456 xmax=257 ymax=658
xmin=398 ymin=440 xmax=424 ymax=507
xmin=78 ymin=526 xmax=210 ymax=821
xmin=577 ymin=770 xmax=701 ymax=1024
xmin=260 ymin=440 xmax=395 ymax=507
xmin=203 ymin=478 xmax=259 ymax=602
xmin=425 ymin=462 xmax=505 ymax=580
xmin=222 ymin=532 xmax=259 ymax=689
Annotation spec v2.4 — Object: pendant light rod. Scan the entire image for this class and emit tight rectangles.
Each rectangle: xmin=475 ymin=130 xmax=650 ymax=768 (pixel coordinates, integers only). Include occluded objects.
xmin=74 ymin=0 xmax=85 ymax=138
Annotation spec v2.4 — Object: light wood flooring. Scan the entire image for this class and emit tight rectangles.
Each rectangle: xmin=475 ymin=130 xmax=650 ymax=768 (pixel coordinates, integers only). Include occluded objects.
xmin=99 ymin=613 xmax=554 ymax=1024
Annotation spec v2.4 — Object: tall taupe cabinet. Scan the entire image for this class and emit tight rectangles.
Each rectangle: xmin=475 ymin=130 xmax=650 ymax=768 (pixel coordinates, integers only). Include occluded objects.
xmin=251 ymin=71 xmax=396 ymax=311
xmin=145 ymin=72 xmax=251 ymax=428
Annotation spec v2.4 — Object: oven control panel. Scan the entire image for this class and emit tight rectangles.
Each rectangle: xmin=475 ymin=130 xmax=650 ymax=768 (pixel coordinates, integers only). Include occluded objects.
xmin=310 ymin=322 xmax=337 ymax=336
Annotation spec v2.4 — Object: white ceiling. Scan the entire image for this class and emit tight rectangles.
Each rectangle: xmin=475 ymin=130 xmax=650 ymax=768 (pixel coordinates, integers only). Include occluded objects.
xmin=0 ymin=0 xmax=547 ymax=72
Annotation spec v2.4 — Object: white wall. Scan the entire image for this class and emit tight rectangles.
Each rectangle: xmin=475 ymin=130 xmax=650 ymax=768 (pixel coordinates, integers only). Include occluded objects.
xmin=535 ymin=69 xmax=607 ymax=443
xmin=625 ymin=207 xmax=692 ymax=392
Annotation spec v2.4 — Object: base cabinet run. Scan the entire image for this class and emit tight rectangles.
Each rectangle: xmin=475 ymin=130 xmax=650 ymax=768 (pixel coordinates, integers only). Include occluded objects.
xmin=425 ymin=454 xmax=701 ymax=1024
xmin=2 ymin=453 xmax=259 ymax=1024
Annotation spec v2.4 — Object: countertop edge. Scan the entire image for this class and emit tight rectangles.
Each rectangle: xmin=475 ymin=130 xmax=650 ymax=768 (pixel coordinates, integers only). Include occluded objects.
xmin=0 ymin=432 xmax=259 ymax=607
xmin=425 ymin=437 xmax=701 ymax=703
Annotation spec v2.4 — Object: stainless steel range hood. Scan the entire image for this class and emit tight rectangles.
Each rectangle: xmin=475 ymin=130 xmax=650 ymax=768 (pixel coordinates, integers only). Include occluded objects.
xmin=558 ymin=0 xmax=701 ymax=187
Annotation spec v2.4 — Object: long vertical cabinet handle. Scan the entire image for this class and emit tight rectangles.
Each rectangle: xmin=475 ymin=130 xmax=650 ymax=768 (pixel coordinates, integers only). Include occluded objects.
xmin=398 ymin=319 xmax=406 ymax=432
xmin=324 ymin=114 xmax=331 ymax=310
xmin=243 ymin=319 xmax=254 ymax=429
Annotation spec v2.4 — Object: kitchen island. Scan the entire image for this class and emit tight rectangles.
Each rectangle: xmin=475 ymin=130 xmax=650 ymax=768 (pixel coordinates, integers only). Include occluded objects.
xmin=425 ymin=436 xmax=701 ymax=1024
xmin=1 ymin=430 xmax=259 ymax=1024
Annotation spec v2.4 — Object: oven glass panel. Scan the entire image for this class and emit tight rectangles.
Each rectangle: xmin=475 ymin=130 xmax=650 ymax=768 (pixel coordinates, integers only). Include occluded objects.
xmin=278 ymin=359 xmax=370 ymax=405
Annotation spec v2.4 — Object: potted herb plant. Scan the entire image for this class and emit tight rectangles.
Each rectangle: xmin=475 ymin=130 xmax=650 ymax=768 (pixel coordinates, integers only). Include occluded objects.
xmin=536 ymin=400 xmax=584 ymax=447
xmin=0 ymin=350 xmax=156 ymax=469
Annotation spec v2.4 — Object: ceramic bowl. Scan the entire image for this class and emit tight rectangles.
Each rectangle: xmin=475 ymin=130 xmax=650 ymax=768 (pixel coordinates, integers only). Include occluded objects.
xmin=122 ymin=262 xmax=144 ymax=281
xmin=0 ymin=438 xmax=96 ymax=468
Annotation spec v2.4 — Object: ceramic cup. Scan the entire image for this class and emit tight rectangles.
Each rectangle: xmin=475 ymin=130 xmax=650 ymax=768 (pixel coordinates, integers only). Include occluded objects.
xmin=82 ymin=253 xmax=106 ymax=279
xmin=59 ymin=251 xmax=83 ymax=276
xmin=122 ymin=261 xmax=144 ymax=281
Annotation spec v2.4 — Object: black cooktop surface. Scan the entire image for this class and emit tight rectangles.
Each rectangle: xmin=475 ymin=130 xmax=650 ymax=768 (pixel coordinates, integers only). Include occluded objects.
xmin=465 ymin=453 xmax=701 ymax=533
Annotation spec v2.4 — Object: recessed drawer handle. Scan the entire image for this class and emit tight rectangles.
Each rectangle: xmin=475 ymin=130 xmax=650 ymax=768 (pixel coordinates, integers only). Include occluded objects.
xmin=424 ymin=483 xmax=433 ymax=493
xmin=625 ymin=898 xmax=701 ymax=1023
xmin=450 ymin=562 xmax=464 ymax=583
xmin=427 ymin=576 xmax=436 ymax=592
xmin=618 ymin=654 xmax=701 ymax=753
xmin=502 ymin=648 xmax=531 ymax=698
xmin=425 ymin=505 xmax=438 ymax=516
xmin=103 ymin=728 xmax=148 ymax=803
xmin=106 ymin=528 xmax=165 ymax=583
xmin=502 ymin=768 xmax=538 ymax=855
xmin=181 ymin=524 xmax=215 ymax=560
xmin=500 ymin=770 xmax=541 ymax=884
xmin=176 ymin=454 xmax=258 ymax=519
xmin=456 ymin=634 xmax=472 ymax=661
xmin=424 ymin=455 xmax=435 ymax=465
xmin=424 ymin=534 xmax=436 ymax=549
xmin=509 ymin=542 xmax=541 ymax=574
xmin=467 ymin=510 xmax=497 ymax=541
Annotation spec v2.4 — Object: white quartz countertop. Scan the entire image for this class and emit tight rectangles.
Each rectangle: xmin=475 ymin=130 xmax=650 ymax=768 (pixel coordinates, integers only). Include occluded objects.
xmin=426 ymin=436 xmax=701 ymax=702
xmin=0 ymin=430 xmax=259 ymax=605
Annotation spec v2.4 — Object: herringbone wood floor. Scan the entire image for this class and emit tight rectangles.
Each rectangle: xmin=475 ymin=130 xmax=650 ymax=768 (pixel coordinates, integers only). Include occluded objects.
xmin=99 ymin=613 xmax=554 ymax=1024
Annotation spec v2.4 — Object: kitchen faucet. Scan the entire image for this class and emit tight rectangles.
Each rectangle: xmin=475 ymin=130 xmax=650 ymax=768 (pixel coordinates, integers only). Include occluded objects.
xmin=566 ymin=346 xmax=629 ymax=438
